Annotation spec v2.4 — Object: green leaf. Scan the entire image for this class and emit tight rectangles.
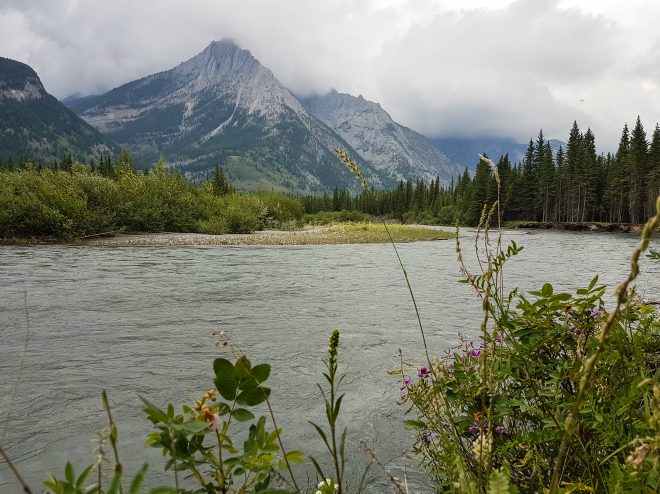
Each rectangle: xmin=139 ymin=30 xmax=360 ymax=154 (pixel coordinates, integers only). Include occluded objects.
xmin=129 ymin=464 xmax=149 ymax=494
xmin=541 ymin=283 xmax=553 ymax=297
xmin=309 ymin=421 xmax=332 ymax=453
xmin=139 ymin=396 xmax=169 ymax=423
xmin=334 ymin=393 xmax=345 ymax=421
xmin=309 ymin=455 xmax=326 ymax=479
xmin=65 ymin=462 xmax=75 ymax=484
xmin=214 ymin=358 xmax=238 ymax=401
xmin=251 ymin=363 xmax=271 ymax=383
xmin=173 ymin=420 xmax=209 ymax=434
xmin=236 ymin=385 xmax=270 ymax=406
xmin=285 ymin=450 xmax=305 ymax=463
xmin=404 ymin=419 xmax=427 ymax=430
xmin=75 ymin=464 xmax=94 ymax=489
xmin=234 ymin=356 xmax=253 ymax=378
xmin=107 ymin=473 xmax=122 ymax=494
xmin=487 ymin=468 xmax=512 ymax=494
xmin=231 ymin=408 xmax=255 ymax=422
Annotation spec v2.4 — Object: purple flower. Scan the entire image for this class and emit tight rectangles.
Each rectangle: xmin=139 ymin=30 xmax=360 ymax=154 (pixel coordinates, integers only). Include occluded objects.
xmin=590 ymin=308 xmax=604 ymax=320
xmin=421 ymin=431 xmax=431 ymax=446
xmin=469 ymin=349 xmax=481 ymax=359
xmin=403 ymin=376 xmax=412 ymax=387
xmin=418 ymin=366 xmax=431 ymax=379
xmin=468 ymin=421 xmax=480 ymax=433
xmin=495 ymin=425 xmax=505 ymax=434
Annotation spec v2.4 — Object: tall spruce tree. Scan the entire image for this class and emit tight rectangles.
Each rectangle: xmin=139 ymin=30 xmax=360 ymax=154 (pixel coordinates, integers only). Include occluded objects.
xmin=628 ymin=116 xmax=648 ymax=224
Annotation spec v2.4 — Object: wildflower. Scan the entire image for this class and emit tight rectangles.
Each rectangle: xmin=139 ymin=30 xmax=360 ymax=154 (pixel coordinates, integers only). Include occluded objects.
xmin=316 ymin=478 xmax=339 ymax=494
xmin=495 ymin=425 xmax=505 ymax=434
xmin=626 ymin=443 xmax=649 ymax=468
xmin=328 ymin=329 xmax=340 ymax=366
xmin=208 ymin=413 xmax=221 ymax=431
xmin=472 ymin=434 xmax=492 ymax=465
xmin=418 ymin=366 xmax=431 ymax=379
xmin=589 ymin=308 xmax=604 ymax=320
xmin=468 ymin=421 xmax=480 ymax=433
xmin=421 ymin=431 xmax=432 ymax=446
xmin=430 ymin=356 xmax=445 ymax=377
xmin=403 ymin=376 xmax=412 ymax=387
xmin=469 ymin=349 xmax=481 ymax=359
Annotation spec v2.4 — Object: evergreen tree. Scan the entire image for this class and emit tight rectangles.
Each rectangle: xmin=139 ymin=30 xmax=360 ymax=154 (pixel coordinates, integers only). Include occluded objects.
xmin=627 ymin=116 xmax=648 ymax=224
xmin=565 ymin=121 xmax=583 ymax=221
xmin=212 ymin=164 xmax=232 ymax=196
xmin=647 ymin=124 xmax=660 ymax=220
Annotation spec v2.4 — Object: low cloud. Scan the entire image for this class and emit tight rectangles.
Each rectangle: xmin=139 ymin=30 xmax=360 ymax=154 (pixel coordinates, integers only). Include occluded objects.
xmin=0 ymin=0 xmax=658 ymax=150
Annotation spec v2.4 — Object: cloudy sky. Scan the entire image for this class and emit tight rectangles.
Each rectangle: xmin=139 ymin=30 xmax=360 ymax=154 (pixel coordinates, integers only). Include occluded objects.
xmin=1 ymin=0 xmax=659 ymax=150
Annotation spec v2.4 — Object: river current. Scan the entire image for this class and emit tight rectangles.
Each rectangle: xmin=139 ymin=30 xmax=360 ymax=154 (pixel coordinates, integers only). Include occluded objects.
xmin=1 ymin=230 xmax=658 ymax=492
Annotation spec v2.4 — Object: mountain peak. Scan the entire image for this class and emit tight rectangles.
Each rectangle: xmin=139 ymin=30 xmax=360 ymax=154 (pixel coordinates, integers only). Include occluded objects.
xmin=203 ymin=39 xmax=246 ymax=57
xmin=174 ymin=38 xmax=262 ymax=83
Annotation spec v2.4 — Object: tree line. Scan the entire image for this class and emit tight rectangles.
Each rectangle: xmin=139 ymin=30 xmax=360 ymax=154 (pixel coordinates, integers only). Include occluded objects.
xmin=0 ymin=152 xmax=302 ymax=240
xmin=301 ymin=118 xmax=660 ymax=226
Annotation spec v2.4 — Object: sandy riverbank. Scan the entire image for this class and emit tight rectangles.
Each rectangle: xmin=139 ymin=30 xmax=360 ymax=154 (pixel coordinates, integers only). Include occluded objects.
xmin=83 ymin=223 xmax=454 ymax=246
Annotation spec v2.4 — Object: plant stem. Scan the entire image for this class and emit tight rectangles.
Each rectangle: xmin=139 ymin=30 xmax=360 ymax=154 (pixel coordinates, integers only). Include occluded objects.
xmin=0 ymin=446 xmax=32 ymax=494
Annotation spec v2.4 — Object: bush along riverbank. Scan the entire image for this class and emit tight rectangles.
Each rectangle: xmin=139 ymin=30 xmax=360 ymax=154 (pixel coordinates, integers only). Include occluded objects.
xmin=0 ymin=156 xmax=304 ymax=241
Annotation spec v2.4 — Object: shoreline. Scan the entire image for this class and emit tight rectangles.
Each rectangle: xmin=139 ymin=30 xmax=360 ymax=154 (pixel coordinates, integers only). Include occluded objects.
xmin=74 ymin=223 xmax=454 ymax=246
xmin=511 ymin=221 xmax=644 ymax=234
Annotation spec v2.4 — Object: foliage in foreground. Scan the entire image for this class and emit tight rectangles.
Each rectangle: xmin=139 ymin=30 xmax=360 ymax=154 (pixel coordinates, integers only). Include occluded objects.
xmin=400 ymin=196 xmax=660 ymax=493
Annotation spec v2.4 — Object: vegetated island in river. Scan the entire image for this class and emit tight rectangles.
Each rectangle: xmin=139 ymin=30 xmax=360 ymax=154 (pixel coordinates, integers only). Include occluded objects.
xmin=82 ymin=223 xmax=454 ymax=246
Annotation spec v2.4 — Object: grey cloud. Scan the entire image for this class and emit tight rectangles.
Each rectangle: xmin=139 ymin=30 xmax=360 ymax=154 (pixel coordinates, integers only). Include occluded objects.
xmin=0 ymin=0 xmax=658 ymax=150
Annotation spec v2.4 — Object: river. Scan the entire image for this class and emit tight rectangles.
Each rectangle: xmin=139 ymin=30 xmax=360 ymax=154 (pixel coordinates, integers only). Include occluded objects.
xmin=1 ymin=230 xmax=658 ymax=492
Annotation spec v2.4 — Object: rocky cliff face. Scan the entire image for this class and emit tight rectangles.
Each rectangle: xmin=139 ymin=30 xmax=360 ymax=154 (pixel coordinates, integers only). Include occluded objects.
xmin=0 ymin=57 xmax=116 ymax=161
xmin=301 ymin=90 xmax=463 ymax=183
xmin=69 ymin=40 xmax=384 ymax=191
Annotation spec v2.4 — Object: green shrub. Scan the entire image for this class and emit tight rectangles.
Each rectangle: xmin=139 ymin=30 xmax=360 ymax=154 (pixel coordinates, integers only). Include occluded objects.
xmin=254 ymin=192 xmax=304 ymax=229
xmin=304 ymin=209 xmax=370 ymax=225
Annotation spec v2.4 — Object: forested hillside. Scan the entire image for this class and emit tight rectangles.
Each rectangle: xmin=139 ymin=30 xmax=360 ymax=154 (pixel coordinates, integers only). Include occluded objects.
xmin=302 ymin=119 xmax=660 ymax=226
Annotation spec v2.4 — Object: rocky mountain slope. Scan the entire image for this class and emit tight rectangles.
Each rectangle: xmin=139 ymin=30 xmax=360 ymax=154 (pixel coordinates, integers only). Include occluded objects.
xmin=301 ymin=90 xmax=463 ymax=183
xmin=68 ymin=40 xmax=386 ymax=191
xmin=0 ymin=57 xmax=116 ymax=162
